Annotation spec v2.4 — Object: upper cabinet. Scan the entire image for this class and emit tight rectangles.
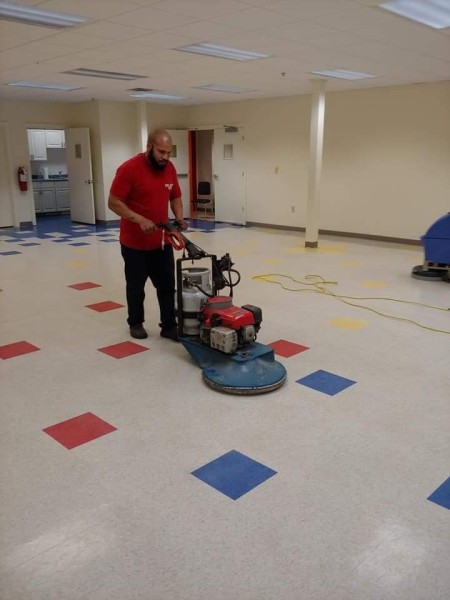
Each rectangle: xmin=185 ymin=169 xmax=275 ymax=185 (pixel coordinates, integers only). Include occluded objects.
xmin=28 ymin=129 xmax=47 ymax=161
xmin=45 ymin=129 xmax=65 ymax=149
xmin=28 ymin=129 xmax=66 ymax=161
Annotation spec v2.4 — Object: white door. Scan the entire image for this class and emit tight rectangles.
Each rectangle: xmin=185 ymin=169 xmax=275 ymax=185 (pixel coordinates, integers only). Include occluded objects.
xmin=167 ymin=129 xmax=190 ymax=219
xmin=65 ymin=128 xmax=95 ymax=224
xmin=0 ymin=124 xmax=15 ymax=227
xmin=212 ymin=128 xmax=246 ymax=225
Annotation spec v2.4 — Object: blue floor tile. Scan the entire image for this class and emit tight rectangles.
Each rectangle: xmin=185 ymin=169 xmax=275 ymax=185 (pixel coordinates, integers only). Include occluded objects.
xmin=191 ymin=450 xmax=277 ymax=500
xmin=19 ymin=243 xmax=41 ymax=247
xmin=296 ymin=369 xmax=356 ymax=396
xmin=428 ymin=476 xmax=450 ymax=510
xmin=69 ymin=242 xmax=91 ymax=247
xmin=100 ymin=239 xmax=118 ymax=243
xmin=1 ymin=251 xmax=22 ymax=256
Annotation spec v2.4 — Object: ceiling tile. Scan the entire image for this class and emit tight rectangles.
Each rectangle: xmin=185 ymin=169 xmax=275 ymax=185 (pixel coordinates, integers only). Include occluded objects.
xmin=44 ymin=32 xmax=112 ymax=49
xmin=165 ymin=20 xmax=244 ymax=40
xmin=38 ymin=0 xmax=142 ymax=19
xmin=211 ymin=8 xmax=294 ymax=31
xmin=0 ymin=41 xmax=74 ymax=70
xmin=308 ymin=6 xmax=396 ymax=30
xmin=268 ymin=0 xmax=361 ymax=20
xmin=76 ymin=21 xmax=152 ymax=40
xmin=0 ymin=22 xmax=56 ymax=50
xmin=108 ymin=6 xmax=197 ymax=30
xmin=150 ymin=0 xmax=249 ymax=19
xmin=130 ymin=31 xmax=197 ymax=49
xmin=308 ymin=31 xmax=369 ymax=49
xmin=262 ymin=21 xmax=337 ymax=42
xmin=343 ymin=42 xmax=450 ymax=75
xmin=356 ymin=22 xmax=450 ymax=62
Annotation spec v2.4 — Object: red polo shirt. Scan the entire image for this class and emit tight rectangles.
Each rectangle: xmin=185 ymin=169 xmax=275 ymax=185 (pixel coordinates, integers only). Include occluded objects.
xmin=110 ymin=153 xmax=181 ymax=250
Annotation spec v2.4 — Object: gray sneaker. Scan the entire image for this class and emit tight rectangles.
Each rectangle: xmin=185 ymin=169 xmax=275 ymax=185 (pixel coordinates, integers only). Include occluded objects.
xmin=130 ymin=324 xmax=148 ymax=339
xmin=160 ymin=326 xmax=179 ymax=342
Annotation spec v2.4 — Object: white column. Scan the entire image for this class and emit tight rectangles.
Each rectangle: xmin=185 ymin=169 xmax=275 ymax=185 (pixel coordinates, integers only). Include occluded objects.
xmin=136 ymin=101 xmax=148 ymax=152
xmin=305 ymin=79 xmax=326 ymax=248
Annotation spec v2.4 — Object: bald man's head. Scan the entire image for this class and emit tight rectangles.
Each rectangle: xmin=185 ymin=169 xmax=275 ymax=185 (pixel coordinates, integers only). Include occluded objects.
xmin=146 ymin=129 xmax=173 ymax=171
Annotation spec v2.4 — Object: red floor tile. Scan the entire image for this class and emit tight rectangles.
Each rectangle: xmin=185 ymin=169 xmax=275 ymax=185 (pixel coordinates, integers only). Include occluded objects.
xmin=268 ymin=339 xmax=310 ymax=358
xmin=86 ymin=301 xmax=124 ymax=312
xmin=68 ymin=282 xmax=102 ymax=291
xmin=98 ymin=341 xmax=149 ymax=359
xmin=43 ymin=412 xmax=117 ymax=450
xmin=0 ymin=341 xmax=40 ymax=360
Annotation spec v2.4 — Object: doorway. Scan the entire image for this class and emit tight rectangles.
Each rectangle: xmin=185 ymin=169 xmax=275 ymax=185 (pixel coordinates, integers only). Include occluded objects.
xmin=188 ymin=127 xmax=246 ymax=225
xmin=27 ymin=128 xmax=70 ymax=218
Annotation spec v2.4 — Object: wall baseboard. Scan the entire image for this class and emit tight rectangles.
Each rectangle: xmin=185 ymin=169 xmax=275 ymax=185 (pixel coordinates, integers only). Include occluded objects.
xmin=246 ymin=222 xmax=421 ymax=246
xmin=96 ymin=219 xmax=120 ymax=227
xmin=19 ymin=221 xmax=34 ymax=230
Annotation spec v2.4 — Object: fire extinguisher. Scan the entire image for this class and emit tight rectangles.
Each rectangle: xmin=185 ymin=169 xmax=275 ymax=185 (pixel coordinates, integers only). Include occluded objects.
xmin=18 ymin=166 xmax=28 ymax=192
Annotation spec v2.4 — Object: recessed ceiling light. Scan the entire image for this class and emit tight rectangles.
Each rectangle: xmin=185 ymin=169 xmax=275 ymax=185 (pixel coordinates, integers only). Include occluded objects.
xmin=7 ymin=80 xmax=83 ymax=91
xmin=177 ymin=43 xmax=269 ymax=61
xmin=195 ymin=84 xmax=256 ymax=93
xmin=0 ymin=1 xmax=87 ymax=28
xmin=311 ymin=69 xmax=376 ymax=80
xmin=130 ymin=92 xmax=187 ymax=100
xmin=379 ymin=0 xmax=450 ymax=29
xmin=64 ymin=68 xmax=146 ymax=81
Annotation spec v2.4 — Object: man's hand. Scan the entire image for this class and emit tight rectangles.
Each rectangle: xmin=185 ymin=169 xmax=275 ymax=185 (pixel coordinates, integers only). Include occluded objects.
xmin=137 ymin=217 xmax=157 ymax=233
xmin=176 ymin=219 xmax=188 ymax=231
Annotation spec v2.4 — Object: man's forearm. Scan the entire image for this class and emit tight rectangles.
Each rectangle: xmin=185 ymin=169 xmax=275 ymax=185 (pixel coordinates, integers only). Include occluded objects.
xmin=108 ymin=194 xmax=143 ymax=224
xmin=170 ymin=197 xmax=184 ymax=221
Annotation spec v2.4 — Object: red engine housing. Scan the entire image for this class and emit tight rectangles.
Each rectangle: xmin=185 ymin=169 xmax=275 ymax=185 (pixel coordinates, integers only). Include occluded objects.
xmin=201 ymin=296 xmax=255 ymax=329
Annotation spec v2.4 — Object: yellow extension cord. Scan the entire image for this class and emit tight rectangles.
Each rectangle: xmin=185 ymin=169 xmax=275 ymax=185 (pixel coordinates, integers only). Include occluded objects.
xmin=251 ymin=274 xmax=450 ymax=335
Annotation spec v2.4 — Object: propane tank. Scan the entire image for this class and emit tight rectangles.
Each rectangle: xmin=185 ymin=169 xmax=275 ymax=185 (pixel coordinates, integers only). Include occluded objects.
xmin=180 ymin=267 xmax=211 ymax=335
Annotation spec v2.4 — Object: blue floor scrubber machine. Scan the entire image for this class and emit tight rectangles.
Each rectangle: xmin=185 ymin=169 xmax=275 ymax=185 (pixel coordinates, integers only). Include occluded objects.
xmin=412 ymin=213 xmax=450 ymax=283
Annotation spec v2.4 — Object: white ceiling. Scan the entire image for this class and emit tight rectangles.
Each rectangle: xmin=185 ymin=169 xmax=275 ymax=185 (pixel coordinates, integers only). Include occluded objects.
xmin=0 ymin=0 xmax=449 ymax=104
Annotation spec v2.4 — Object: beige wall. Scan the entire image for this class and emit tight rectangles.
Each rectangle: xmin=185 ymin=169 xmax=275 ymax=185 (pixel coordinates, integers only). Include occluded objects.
xmin=184 ymin=81 xmax=450 ymax=240
xmin=1 ymin=82 xmax=449 ymax=240
xmin=321 ymin=82 xmax=450 ymax=239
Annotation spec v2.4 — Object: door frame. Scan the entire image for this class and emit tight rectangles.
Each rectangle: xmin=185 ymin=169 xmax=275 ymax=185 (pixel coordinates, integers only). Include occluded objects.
xmin=0 ymin=122 xmax=17 ymax=227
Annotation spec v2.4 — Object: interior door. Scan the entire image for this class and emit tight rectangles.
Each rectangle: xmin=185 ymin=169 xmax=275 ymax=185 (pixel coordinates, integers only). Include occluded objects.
xmin=167 ymin=129 xmax=190 ymax=219
xmin=65 ymin=128 xmax=95 ymax=224
xmin=212 ymin=128 xmax=246 ymax=225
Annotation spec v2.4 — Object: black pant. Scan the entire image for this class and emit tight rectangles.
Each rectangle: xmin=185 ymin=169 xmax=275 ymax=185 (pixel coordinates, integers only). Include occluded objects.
xmin=121 ymin=244 xmax=176 ymax=329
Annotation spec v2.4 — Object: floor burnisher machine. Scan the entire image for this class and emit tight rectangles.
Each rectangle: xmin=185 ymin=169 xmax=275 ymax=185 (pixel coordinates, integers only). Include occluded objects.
xmin=160 ymin=222 xmax=287 ymax=395
xmin=412 ymin=213 xmax=450 ymax=283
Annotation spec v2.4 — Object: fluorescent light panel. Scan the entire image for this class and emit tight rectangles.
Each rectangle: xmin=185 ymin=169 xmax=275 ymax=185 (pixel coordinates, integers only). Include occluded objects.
xmin=379 ymin=0 xmax=450 ymax=29
xmin=177 ymin=43 xmax=269 ymax=61
xmin=195 ymin=84 xmax=255 ymax=93
xmin=7 ymin=80 xmax=82 ymax=91
xmin=130 ymin=92 xmax=186 ymax=100
xmin=0 ymin=1 xmax=86 ymax=28
xmin=312 ymin=69 xmax=376 ymax=80
xmin=65 ymin=68 xmax=146 ymax=81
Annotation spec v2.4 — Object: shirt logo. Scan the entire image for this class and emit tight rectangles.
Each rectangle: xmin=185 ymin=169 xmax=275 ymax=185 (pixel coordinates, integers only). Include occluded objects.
xmin=165 ymin=183 xmax=174 ymax=191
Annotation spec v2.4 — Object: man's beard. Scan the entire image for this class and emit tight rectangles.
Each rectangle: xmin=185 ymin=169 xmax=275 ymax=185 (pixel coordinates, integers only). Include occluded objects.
xmin=147 ymin=149 xmax=167 ymax=171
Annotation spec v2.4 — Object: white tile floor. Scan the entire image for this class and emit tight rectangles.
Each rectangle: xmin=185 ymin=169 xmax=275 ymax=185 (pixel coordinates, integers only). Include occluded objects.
xmin=1 ymin=217 xmax=449 ymax=600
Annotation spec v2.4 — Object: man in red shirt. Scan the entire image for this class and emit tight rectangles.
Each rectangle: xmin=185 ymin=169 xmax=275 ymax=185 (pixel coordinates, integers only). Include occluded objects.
xmin=108 ymin=129 xmax=187 ymax=341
